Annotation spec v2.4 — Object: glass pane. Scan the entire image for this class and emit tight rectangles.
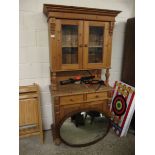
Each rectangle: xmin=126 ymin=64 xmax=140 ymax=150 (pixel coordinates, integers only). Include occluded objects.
xmin=88 ymin=26 xmax=104 ymax=63
xmin=62 ymin=25 xmax=78 ymax=64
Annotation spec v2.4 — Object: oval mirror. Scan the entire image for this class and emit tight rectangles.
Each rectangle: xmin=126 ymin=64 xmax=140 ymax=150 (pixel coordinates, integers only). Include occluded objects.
xmin=59 ymin=110 xmax=110 ymax=147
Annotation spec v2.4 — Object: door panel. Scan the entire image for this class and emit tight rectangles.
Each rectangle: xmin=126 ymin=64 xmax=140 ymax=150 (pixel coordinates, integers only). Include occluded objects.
xmin=83 ymin=21 xmax=109 ymax=69
xmin=19 ymin=98 xmax=39 ymax=127
xmin=88 ymin=26 xmax=103 ymax=63
xmin=56 ymin=20 xmax=83 ymax=70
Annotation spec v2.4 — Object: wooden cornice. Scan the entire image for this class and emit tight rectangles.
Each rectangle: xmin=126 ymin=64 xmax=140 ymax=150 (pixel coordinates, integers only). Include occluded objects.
xmin=43 ymin=4 xmax=121 ymax=21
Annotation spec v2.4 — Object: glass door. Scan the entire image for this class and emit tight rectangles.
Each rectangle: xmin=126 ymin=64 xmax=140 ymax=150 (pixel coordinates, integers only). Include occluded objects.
xmin=83 ymin=21 xmax=109 ymax=69
xmin=57 ymin=20 xmax=83 ymax=70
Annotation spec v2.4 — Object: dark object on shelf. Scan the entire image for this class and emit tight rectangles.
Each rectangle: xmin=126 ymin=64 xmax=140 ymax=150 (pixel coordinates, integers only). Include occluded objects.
xmin=121 ymin=18 xmax=135 ymax=130
xmin=85 ymin=111 xmax=101 ymax=124
xmin=60 ymin=78 xmax=75 ymax=85
xmin=84 ymin=79 xmax=104 ymax=85
xmin=71 ymin=113 xmax=85 ymax=127
xmin=94 ymin=80 xmax=105 ymax=91
xmin=60 ymin=76 xmax=95 ymax=85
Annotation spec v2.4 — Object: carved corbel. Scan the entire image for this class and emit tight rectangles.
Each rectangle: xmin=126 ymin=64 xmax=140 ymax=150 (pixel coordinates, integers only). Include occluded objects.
xmin=109 ymin=22 xmax=114 ymax=36
xmin=48 ymin=18 xmax=56 ymax=36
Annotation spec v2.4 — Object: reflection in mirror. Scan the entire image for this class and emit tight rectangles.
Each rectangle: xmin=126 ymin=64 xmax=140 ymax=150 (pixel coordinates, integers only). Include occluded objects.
xmin=60 ymin=111 xmax=110 ymax=146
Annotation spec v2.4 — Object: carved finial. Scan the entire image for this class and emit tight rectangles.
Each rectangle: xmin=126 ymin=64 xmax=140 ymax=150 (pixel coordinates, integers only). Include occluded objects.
xmin=49 ymin=18 xmax=56 ymax=35
xmin=109 ymin=22 xmax=114 ymax=36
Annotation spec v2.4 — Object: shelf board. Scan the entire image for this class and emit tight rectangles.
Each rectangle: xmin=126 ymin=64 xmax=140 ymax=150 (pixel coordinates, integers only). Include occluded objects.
xmin=62 ymin=46 xmax=102 ymax=48
xmin=62 ymin=46 xmax=78 ymax=48
xmin=89 ymin=46 xmax=102 ymax=48
xmin=50 ymin=83 xmax=113 ymax=96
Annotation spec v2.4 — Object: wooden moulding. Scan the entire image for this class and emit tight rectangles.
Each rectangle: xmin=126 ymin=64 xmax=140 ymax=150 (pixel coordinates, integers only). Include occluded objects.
xmin=19 ymin=84 xmax=38 ymax=93
xmin=109 ymin=22 xmax=115 ymax=36
xmin=43 ymin=4 xmax=121 ymax=22
xmin=48 ymin=18 xmax=58 ymax=71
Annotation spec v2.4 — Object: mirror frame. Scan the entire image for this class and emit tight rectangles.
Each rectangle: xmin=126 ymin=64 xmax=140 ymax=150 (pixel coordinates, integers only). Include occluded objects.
xmin=58 ymin=108 xmax=111 ymax=147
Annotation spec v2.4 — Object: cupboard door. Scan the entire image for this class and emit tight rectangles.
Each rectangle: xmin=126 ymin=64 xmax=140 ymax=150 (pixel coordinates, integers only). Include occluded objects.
xmin=19 ymin=99 xmax=39 ymax=127
xmin=56 ymin=20 xmax=83 ymax=70
xmin=83 ymin=21 xmax=109 ymax=69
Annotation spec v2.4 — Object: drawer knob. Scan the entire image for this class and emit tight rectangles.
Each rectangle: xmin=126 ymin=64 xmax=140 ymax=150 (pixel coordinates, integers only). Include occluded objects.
xmin=70 ymin=99 xmax=73 ymax=101
xmin=96 ymin=95 xmax=99 ymax=98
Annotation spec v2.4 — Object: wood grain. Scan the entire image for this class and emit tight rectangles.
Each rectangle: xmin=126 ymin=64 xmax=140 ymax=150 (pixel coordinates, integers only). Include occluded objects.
xmin=87 ymin=92 xmax=108 ymax=101
xmin=19 ymin=84 xmax=43 ymax=143
xmin=60 ymin=94 xmax=83 ymax=105
xmin=43 ymin=4 xmax=120 ymax=145
xmin=43 ymin=4 xmax=121 ymax=20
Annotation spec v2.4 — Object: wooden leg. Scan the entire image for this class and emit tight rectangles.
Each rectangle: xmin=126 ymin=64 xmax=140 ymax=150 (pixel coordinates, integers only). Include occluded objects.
xmin=54 ymin=138 xmax=61 ymax=145
xmin=104 ymin=68 xmax=110 ymax=86
xmin=51 ymin=124 xmax=61 ymax=145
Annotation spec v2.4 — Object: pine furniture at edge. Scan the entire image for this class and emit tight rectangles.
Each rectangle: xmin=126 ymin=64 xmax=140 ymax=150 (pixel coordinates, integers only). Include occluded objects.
xmin=19 ymin=83 xmax=44 ymax=143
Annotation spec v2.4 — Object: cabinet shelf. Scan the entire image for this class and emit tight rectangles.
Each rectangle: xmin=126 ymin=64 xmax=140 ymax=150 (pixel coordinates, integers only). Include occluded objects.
xmin=50 ymin=83 xmax=113 ymax=97
xmin=62 ymin=46 xmax=103 ymax=48
xmin=89 ymin=46 xmax=103 ymax=48
xmin=62 ymin=46 xmax=78 ymax=48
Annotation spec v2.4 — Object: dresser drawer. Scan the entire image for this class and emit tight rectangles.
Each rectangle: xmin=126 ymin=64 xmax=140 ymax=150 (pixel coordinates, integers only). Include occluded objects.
xmin=87 ymin=92 xmax=107 ymax=101
xmin=60 ymin=94 xmax=83 ymax=105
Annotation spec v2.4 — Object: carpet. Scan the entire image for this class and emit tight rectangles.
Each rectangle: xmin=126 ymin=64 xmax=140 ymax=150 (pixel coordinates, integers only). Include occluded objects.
xmin=19 ymin=129 xmax=135 ymax=155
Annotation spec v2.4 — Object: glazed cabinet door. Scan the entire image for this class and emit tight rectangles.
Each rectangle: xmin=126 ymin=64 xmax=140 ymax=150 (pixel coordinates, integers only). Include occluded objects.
xmin=56 ymin=19 xmax=83 ymax=70
xmin=83 ymin=21 xmax=109 ymax=69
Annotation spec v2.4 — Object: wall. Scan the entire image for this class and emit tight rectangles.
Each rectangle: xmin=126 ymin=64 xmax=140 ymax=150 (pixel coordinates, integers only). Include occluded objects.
xmin=19 ymin=0 xmax=135 ymax=130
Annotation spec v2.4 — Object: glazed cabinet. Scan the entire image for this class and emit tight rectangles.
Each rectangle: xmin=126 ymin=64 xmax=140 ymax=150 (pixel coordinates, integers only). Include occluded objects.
xmin=43 ymin=4 xmax=120 ymax=145
xmin=45 ymin=6 xmax=118 ymax=72
xmin=53 ymin=19 xmax=110 ymax=71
